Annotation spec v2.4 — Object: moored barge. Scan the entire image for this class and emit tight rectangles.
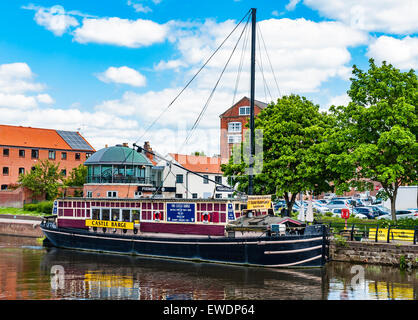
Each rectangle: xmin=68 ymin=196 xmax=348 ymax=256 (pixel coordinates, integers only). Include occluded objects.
xmin=41 ymin=197 xmax=329 ymax=268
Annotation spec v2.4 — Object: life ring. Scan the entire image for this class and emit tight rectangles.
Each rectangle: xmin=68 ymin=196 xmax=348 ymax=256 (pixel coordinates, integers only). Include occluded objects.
xmin=202 ymin=212 xmax=210 ymax=223
xmin=154 ymin=211 xmax=161 ymax=221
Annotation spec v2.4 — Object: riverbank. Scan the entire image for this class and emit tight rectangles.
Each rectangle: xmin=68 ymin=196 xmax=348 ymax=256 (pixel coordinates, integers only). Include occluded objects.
xmin=0 ymin=214 xmax=43 ymax=238
xmin=330 ymin=240 xmax=418 ymax=269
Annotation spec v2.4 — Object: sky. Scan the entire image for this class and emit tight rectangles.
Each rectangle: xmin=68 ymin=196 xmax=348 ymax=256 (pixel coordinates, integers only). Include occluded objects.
xmin=0 ymin=0 xmax=417 ymax=157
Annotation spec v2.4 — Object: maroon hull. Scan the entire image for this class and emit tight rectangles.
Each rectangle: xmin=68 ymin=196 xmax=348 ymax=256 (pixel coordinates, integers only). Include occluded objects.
xmin=140 ymin=222 xmax=225 ymax=236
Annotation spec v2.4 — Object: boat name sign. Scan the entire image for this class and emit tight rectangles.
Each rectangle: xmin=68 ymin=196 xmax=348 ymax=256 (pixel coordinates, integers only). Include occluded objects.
xmin=85 ymin=219 xmax=134 ymax=230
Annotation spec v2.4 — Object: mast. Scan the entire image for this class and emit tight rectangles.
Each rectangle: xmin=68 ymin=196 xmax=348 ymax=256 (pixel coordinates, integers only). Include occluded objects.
xmin=248 ymin=8 xmax=256 ymax=195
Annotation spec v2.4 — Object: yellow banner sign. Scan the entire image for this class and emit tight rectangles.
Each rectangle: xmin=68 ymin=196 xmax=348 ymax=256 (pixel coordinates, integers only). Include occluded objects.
xmin=369 ymin=228 xmax=415 ymax=242
xmin=247 ymin=195 xmax=272 ymax=210
xmin=85 ymin=219 xmax=134 ymax=230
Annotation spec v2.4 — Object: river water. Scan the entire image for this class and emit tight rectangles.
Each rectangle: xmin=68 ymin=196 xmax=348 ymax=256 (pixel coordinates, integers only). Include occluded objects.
xmin=0 ymin=235 xmax=416 ymax=300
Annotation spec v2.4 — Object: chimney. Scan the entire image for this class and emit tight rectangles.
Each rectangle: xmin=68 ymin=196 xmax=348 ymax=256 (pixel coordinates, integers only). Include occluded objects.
xmin=122 ymin=142 xmax=128 ymax=147
xmin=105 ymin=144 xmax=108 ymax=148
xmin=143 ymin=141 xmax=154 ymax=162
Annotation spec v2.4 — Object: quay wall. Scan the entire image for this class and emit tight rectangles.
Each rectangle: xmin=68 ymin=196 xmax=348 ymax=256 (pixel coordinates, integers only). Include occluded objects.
xmin=330 ymin=240 xmax=418 ymax=268
xmin=0 ymin=215 xmax=43 ymax=238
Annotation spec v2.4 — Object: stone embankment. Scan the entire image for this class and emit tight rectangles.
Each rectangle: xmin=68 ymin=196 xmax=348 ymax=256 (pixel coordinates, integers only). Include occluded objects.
xmin=0 ymin=215 xmax=43 ymax=238
xmin=330 ymin=240 xmax=418 ymax=269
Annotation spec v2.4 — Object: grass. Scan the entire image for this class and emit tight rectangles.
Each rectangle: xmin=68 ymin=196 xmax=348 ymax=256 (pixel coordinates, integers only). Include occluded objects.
xmin=0 ymin=207 xmax=44 ymax=217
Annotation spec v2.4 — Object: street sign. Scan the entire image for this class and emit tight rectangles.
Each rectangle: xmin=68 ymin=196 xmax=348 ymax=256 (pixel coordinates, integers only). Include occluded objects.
xmin=341 ymin=208 xmax=350 ymax=219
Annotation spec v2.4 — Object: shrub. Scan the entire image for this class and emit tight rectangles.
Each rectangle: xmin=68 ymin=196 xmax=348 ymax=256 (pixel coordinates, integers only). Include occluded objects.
xmin=23 ymin=201 xmax=54 ymax=214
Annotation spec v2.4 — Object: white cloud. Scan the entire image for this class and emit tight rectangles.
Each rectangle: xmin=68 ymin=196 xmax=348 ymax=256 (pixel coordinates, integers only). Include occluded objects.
xmin=367 ymin=36 xmax=418 ymax=69
xmin=97 ymin=66 xmax=147 ymax=87
xmin=32 ymin=5 xmax=79 ymax=36
xmin=164 ymin=18 xmax=367 ymax=95
xmin=36 ymin=93 xmax=55 ymax=104
xmin=327 ymin=93 xmax=350 ymax=108
xmin=286 ymin=0 xmax=302 ymax=11
xmin=303 ymin=0 xmax=418 ymax=34
xmin=0 ymin=62 xmax=45 ymax=94
xmin=154 ymin=59 xmax=187 ymax=71
xmin=73 ymin=17 xmax=168 ymax=47
xmin=0 ymin=93 xmax=37 ymax=108
xmin=0 ymin=63 xmax=53 ymax=109
xmin=127 ymin=1 xmax=152 ymax=13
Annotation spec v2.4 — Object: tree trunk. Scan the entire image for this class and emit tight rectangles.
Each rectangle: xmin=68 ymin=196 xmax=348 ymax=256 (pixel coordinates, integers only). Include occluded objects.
xmin=390 ymin=186 xmax=398 ymax=221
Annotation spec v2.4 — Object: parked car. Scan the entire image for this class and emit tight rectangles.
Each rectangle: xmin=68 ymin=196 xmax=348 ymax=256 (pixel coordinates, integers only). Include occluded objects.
xmin=314 ymin=199 xmax=328 ymax=206
xmin=313 ymin=203 xmax=330 ymax=214
xmin=377 ymin=209 xmax=418 ymax=220
xmin=352 ymin=207 xmax=375 ymax=219
xmin=326 ymin=199 xmax=351 ymax=211
xmin=369 ymin=205 xmax=390 ymax=217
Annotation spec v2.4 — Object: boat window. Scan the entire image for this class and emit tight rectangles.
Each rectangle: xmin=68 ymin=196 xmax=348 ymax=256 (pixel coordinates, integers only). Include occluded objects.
xmin=102 ymin=209 xmax=110 ymax=220
xmin=132 ymin=210 xmax=140 ymax=222
xmin=92 ymin=209 xmax=100 ymax=220
xmin=122 ymin=209 xmax=131 ymax=222
xmin=111 ymin=209 xmax=120 ymax=221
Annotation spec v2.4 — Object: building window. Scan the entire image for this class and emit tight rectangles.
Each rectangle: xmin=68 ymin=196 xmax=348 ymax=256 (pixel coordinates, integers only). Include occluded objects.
xmin=19 ymin=150 xmax=25 ymax=158
xmin=215 ymin=194 xmax=222 ymax=199
xmin=192 ymin=193 xmax=198 ymax=199
xmin=75 ymin=153 xmax=81 ymax=160
xmin=86 ymin=153 xmax=92 ymax=159
xmin=203 ymin=175 xmax=209 ymax=184
xmin=228 ymin=122 xmax=241 ymax=133
xmin=18 ymin=168 xmax=25 ymax=175
xmin=60 ymin=169 xmax=66 ymax=177
xmin=107 ymin=191 xmax=118 ymax=198
xmin=2 ymin=167 xmax=9 ymax=175
xmin=1 ymin=185 xmax=7 ymax=190
xmin=86 ymin=191 xmax=93 ymax=198
xmin=176 ymin=174 xmax=183 ymax=184
xmin=31 ymin=149 xmax=39 ymax=159
xmin=175 ymin=193 xmax=183 ymax=199
xmin=239 ymin=106 xmax=250 ymax=115
xmin=48 ymin=150 xmax=56 ymax=160
xmin=3 ymin=148 xmax=9 ymax=157
xmin=215 ymin=176 xmax=222 ymax=184
xmin=61 ymin=152 xmax=67 ymax=160
xmin=228 ymin=135 xmax=241 ymax=144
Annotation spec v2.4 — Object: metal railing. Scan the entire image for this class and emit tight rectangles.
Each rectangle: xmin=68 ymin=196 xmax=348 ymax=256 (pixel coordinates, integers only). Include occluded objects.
xmin=321 ymin=221 xmax=418 ymax=244
xmin=86 ymin=175 xmax=155 ymax=185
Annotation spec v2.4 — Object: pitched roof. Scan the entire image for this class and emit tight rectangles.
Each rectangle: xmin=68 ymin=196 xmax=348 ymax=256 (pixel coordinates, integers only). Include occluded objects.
xmin=0 ymin=124 xmax=95 ymax=151
xmin=219 ymin=96 xmax=268 ymax=117
xmin=169 ymin=153 xmax=222 ymax=174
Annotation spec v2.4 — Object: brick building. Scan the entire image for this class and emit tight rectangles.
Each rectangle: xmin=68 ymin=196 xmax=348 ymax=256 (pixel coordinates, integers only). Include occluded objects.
xmin=219 ymin=96 xmax=267 ymax=162
xmin=0 ymin=124 xmax=95 ymax=190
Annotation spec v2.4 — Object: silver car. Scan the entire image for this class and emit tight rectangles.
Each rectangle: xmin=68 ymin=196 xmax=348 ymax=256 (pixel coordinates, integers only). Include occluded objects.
xmin=326 ymin=199 xmax=352 ymax=212
xmin=377 ymin=209 xmax=418 ymax=220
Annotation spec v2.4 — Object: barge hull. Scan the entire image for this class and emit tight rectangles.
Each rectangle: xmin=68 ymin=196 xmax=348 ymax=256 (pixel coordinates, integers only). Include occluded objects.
xmin=41 ymin=224 xmax=328 ymax=268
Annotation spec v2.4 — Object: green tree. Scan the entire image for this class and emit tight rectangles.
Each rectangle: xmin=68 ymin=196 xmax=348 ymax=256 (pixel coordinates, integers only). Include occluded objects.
xmin=18 ymin=159 xmax=62 ymax=200
xmin=63 ymin=164 xmax=88 ymax=186
xmin=329 ymin=59 xmax=418 ymax=220
xmin=222 ymin=94 xmax=335 ymax=214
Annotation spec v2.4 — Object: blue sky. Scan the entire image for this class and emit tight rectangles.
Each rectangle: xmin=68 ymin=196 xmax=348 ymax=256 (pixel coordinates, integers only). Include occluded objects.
xmin=0 ymin=0 xmax=417 ymax=156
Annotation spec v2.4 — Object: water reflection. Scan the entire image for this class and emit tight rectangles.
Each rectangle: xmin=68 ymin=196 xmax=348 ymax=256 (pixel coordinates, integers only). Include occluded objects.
xmin=40 ymin=248 xmax=325 ymax=300
xmin=0 ymin=235 xmax=416 ymax=300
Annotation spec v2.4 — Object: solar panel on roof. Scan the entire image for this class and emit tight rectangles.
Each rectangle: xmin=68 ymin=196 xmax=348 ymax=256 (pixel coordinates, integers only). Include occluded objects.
xmin=56 ymin=130 xmax=94 ymax=151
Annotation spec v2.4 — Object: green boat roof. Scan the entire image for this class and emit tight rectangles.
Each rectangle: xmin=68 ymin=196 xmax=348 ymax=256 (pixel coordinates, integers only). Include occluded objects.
xmin=84 ymin=145 xmax=153 ymax=166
